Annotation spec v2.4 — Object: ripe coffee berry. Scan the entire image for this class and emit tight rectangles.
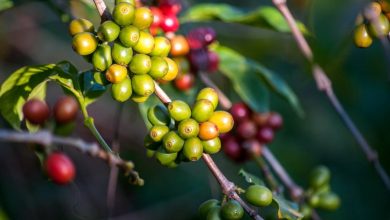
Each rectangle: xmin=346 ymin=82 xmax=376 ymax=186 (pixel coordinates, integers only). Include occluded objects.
xmin=53 ymin=96 xmax=79 ymax=124
xmin=150 ymin=7 xmax=164 ymax=28
xmin=158 ymin=0 xmax=182 ymax=15
xmin=267 ymin=112 xmax=283 ymax=130
xmin=23 ymin=99 xmax=50 ymax=125
xmin=188 ymin=48 xmax=209 ymax=72
xmin=207 ymin=50 xmax=219 ymax=73
xmin=236 ymin=120 xmax=257 ymax=139
xmin=174 ymin=73 xmax=194 ymax=91
xmin=186 ymin=27 xmax=217 ymax=50
xmin=199 ymin=121 xmax=219 ymax=140
xmin=230 ymin=102 xmax=250 ymax=121
xmin=222 ymin=135 xmax=246 ymax=162
xmin=160 ymin=14 xmax=179 ymax=33
xmin=45 ymin=153 xmax=75 ymax=185
xmin=256 ymin=127 xmax=274 ymax=144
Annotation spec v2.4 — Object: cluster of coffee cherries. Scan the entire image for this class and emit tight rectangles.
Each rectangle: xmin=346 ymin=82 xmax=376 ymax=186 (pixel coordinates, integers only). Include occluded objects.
xmin=69 ymin=0 xmax=179 ymax=103
xmin=144 ymin=88 xmax=234 ymax=167
xmin=22 ymin=96 xmax=79 ymax=185
xmin=300 ymin=166 xmax=341 ymax=218
xmin=221 ymin=102 xmax=283 ymax=162
xmin=198 ymin=184 xmax=273 ymax=219
xmin=354 ymin=1 xmax=390 ymax=48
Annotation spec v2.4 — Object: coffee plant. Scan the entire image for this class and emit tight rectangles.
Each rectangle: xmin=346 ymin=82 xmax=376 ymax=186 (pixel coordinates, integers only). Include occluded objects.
xmin=0 ymin=0 xmax=389 ymax=219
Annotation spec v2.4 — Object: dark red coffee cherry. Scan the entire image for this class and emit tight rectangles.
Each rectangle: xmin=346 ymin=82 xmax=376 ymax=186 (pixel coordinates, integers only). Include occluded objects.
xmin=256 ymin=127 xmax=274 ymax=144
xmin=22 ymin=99 xmax=50 ymax=125
xmin=186 ymin=27 xmax=217 ymax=50
xmin=158 ymin=0 xmax=182 ymax=15
xmin=160 ymin=14 xmax=179 ymax=33
xmin=188 ymin=48 xmax=209 ymax=72
xmin=222 ymin=135 xmax=247 ymax=162
xmin=45 ymin=152 xmax=75 ymax=185
xmin=207 ymin=50 xmax=219 ymax=73
xmin=242 ymin=139 xmax=262 ymax=157
xmin=230 ymin=102 xmax=250 ymax=121
xmin=53 ymin=96 xmax=79 ymax=124
xmin=237 ymin=119 xmax=257 ymax=139
xmin=150 ymin=6 xmax=164 ymax=28
xmin=267 ymin=112 xmax=283 ymax=130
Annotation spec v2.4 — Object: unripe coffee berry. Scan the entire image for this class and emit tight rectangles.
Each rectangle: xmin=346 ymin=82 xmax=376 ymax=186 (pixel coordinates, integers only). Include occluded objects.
xmin=199 ymin=199 xmax=220 ymax=219
xmin=155 ymin=149 xmax=178 ymax=165
xmin=129 ymin=54 xmax=151 ymax=75
xmin=53 ymin=96 xmax=79 ymax=124
xmin=208 ymin=111 xmax=234 ymax=134
xmin=220 ymin=200 xmax=244 ymax=220
xmin=161 ymin=57 xmax=179 ymax=81
xmin=318 ymin=192 xmax=340 ymax=211
xmin=196 ymin=88 xmax=218 ymax=110
xmin=119 ymin=25 xmax=140 ymax=47
xmin=168 ymin=100 xmax=191 ymax=121
xmin=92 ymin=44 xmax=112 ymax=71
xmin=106 ymin=64 xmax=128 ymax=83
xmin=183 ymin=137 xmax=203 ymax=161
xmin=150 ymin=125 xmax=170 ymax=142
xmin=72 ymin=32 xmax=98 ymax=56
xmin=111 ymin=77 xmax=132 ymax=102
xmin=192 ymin=99 xmax=214 ymax=122
xmin=133 ymin=7 xmax=154 ymax=30
xmin=178 ymin=118 xmax=199 ymax=139
xmin=112 ymin=42 xmax=133 ymax=66
xmin=202 ymin=137 xmax=221 ymax=154
xmin=149 ymin=57 xmax=169 ymax=79
xmin=354 ymin=24 xmax=373 ymax=48
xmin=163 ymin=131 xmax=185 ymax=153
xmin=45 ymin=152 xmax=75 ymax=185
xmin=131 ymin=74 xmax=155 ymax=96
xmin=245 ymin=185 xmax=273 ymax=207
xmin=113 ymin=3 xmax=135 ymax=26
xmin=97 ymin=20 xmax=120 ymax=42
xmin=309 ymin=166 xmax=331 ymax=189
xmin=23 ymin=99 xmax=50 ymax=125
xmin=133 ymin=31 xmax=155 ymax=54
xmin=150 ymin=36 xmax=171 ymax=57
xmin=69 ymin=18 xmax=94 ymax=36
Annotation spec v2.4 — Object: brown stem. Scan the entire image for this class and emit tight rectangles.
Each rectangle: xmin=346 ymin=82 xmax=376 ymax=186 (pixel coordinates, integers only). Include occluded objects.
xmin=272 ymin=0 xmax=390 ymax=191
xmin=93 ymin=0 xmax=111 ymax=22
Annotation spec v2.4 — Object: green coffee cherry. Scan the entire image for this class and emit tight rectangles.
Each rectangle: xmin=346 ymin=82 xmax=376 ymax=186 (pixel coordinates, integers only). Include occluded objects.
xmin=112 ymin=41 xmax=133 ymax=65
xmin=155 ymin=148 xmax=178 ymax=165
xmin=149 ymin=57 xmax=168 ymax=79
xmin=115 ymin=0 xmax=135 ymax=5
xmin=199 ymin=199 xmax=220 ymax=219
xmin=220 ymin=200 xmax=244 ymax=220
xmin=300 ymin=204 xmax=312 ymax=220
xmin=196 ymin=88 xmax=219 ymax=110
xmin=97 ymin=20 xmax=120 ymax=42
xmin=129 ymin=54 xmax=151 ymax=74
xmin=166 ymin=161 xmax=179 ymax=168
xmin=354 ymin=24 xmax=373 ymax=48
xmin=202 ymin=137 xmax=221 ymax=154
xmin=147 ymin=104 xmax=171 ymax=126
xmin=133 ymin=31 xmax=154 ymax=54
xmin=150 ymin=36 xmax=171 ymax=57
xmin=146 ymin=149 xmax=155 ymax=158
xmin=111 ymin=77 xmax=132 ymax=102
xmin=168 ymin=100 xmax=191 ymax=121
xmin=92 ymin=44 xmax=112 ymax=71
xmin=369 ymin=14 xmax=390 ymax=37
xmin=163 ymin=131 xmax=184 ymax=153
xmin=192 ymin=99 xmax=214 ymax=122
xmin=113 ymin=3 xmax=135 ymax=26
xmin=72 ymin=32 xmax=98 ymax=55
xmin=94 ymin=71 xmax=110 ymax=85
xmin=206 ymin=206 xmax=222 ymax=220
xmin=310 ymin=166 xmax=331 ymax=189
xmin=149 ymin=125 xmax=170 ymax=142
xmin=144 ymin=135 xmax=160 ymax=150
xmin=309 ymin=193 xmax=320 ymax=207
xmin=178 ymin=118 xmax=199 ymax=139
xmin=69 ymin=18 xmax=94 ymax=36
xmin=133 ymin=7 xmax=153 ymax=30
xmin=183 ymin=137 xmax=203 ymax=161
xmin=245 ymin=185 xmax=273 ymax=207
xmin=318 ymin=192 xmax=340 ymax=211
xmin=131 ymin=94 xmax=149 ymax=103
xmin=119 ymin=25 xmax=140 ymax=47
xmin=132 ymin=74 xmax=155 ymax=96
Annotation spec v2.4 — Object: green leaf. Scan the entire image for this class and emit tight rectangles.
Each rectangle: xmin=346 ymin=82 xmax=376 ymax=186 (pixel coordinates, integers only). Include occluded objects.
xmin=138 ymin=95 xmax=161 ymax=130
xmin=213 ymin=45 xmax=269 ymax=112
xmin=0 ymin=0 xmax=13 ymax=12
xmin=78 ymin=70 xmax=107 ymax=106
xmin=213 ymin=45 xmax=303 ymax=115
xmin=238 ymin=169 xmax=265 ymax=186
xmin=181 ymin=4 xmax=308 ymax=34
xmin=272 ymin=194 xmax=303 ymax=220
xmin=0 ymin=64 xmax=55 ymax=130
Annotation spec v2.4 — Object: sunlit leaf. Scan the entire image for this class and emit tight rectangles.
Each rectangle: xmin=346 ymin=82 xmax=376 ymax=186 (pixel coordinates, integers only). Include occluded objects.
xmin=239 ymin=169 xmax=265 ymax=185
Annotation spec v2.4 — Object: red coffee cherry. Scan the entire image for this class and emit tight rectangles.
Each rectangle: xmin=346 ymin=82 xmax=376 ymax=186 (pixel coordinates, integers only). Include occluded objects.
xmin=237 ymin=119 xmax=257 ymax=139
xmin=160 ymin=14 xmax=179 ymax=33
xmin=22 ymin=99 xmax=50 ymax=125
xmin=252 ymin=112 xmax=270 ymax=127
xmin=256 ymin=127 xmax=274 ymax=144
xmin=150 ymin=6 xmax=164 ymax=28
xmin=230 ymin=102 xmax=250 ymax=121
xmin=174 ymin=73 xmax=195 ymax=91
xmin=45 ymin=152 xmax=75 ymax=185
xmin=158 ymin=0 xmax=182 ymax=15
xmin=188 ymin=48 xmax=209 ymax=72
xmin=242 ymin=139 xmax=262 ymax=157
xmin=267 ymin=112 xmax=283 ymax=130
xmin=53 ymin=96 xmax=79 ymax=124
xmin=207 ymin=50 xmax=219 ymax=73
xmin=222 ymin=135 xmax=247 ymax=162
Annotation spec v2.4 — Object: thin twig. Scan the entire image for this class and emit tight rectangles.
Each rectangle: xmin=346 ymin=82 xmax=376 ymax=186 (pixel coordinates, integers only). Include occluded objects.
xmin=272 ymin=0 xmax=390 ymax=191
xmin=93 ymin=0 xmax=112 ymax=22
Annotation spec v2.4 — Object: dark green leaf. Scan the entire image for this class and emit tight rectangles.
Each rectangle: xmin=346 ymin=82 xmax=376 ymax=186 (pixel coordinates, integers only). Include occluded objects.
xmin=181 ymin=4 xmax=308 ymax=34
xmin=213 ymin=45 xmax=269 ymax=112
xmin=238 ymin=169 xmax=265 ymax=185
xmin=0 ymin=0 xmax=13 ymax=12
xmin=78 ymin=70 xmax=107 ymax=106
xmin=0 ymin=64 xmax=55 ymax=130
xmin=273 ymin=194 xmax=303 ymax=220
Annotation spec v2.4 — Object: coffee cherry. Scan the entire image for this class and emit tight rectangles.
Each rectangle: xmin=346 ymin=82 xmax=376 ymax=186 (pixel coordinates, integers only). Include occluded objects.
xmin=208 ymin=111 xmax=234 ymax=134
xmin=196 ymin=88 xmax=218 ymax=110
xmin=53 ymin=96 xmax=79 ymax=124
xmin=220 ymin=200 xmax=244 ymax=220
xmin=144 ymin=134 xmax=160 ymax=150
xmin=192 ymin=99 xmax=214 ymax=123
xmin=163 ymin=131 xmax=185 ymax=153
xmin=309 ymin=166 xmax=331 ymax=189
xmin=150 ymin=125 xmax=170 ymax=142
xmin=94 ymin=71 xmax=110 ymax=86
xmin=116 ymin=0 xmax=135 ymax=5
xmin=256 ymin=127 xmax=274 ymax=144
xmin=187 ymin=27 xmax=217 ymax=49
xmin=174 ymin=73 xmax=194 ymax=91
xmin=207 ymin=51 xmax=219 ymax=73
xmin=23 ymin=99 xmax=50 ymax=125
xmin=206 ymin=206 xmax=222 ymax=220
xmin=318 ymin=192 xmax=340 ymax=211
xmin=368 ymin=14 xmax=390 ymax=37
xmin=45 ymin=153 xmax=75 ymax=185
xmin=149 ymin=57 xmax=168 ymax=79
xmin=106 ymin=64 xmax=128 ymax=83
xmin=150 ymin=36 xmax=171 ymax=57
xmin=363 ymin=2 xmax=382 ymax=19
xmin=113 ymin=3 xmax=135 ymax=26
xmin=133 ymin=7 xmax=154 ymax=30
xmin=92 ymin=44 xmax=112 ymax=71
xmin=379 ymin=0 xmax=390 ymax=13
xmin=170 ymin=35 xmax=190 ymax=56
xmin=237 ymin=120 xmax=257 ymax=139
xmin=111 ymin=77 xmax=132 ymax=102
xmin=199 ymin=199 xmax=220 ymax=219
xmin=222 ymin=135 xmax=246 ymax=162
xmin=202 ymin=137 xmax=221 ymax=154
xmin=155 ymin=149 xmax=178 ymax=165
xmin=161 ymin=57 xmax=179 ymax=81
xmin=150 ymin=7 xmax=164 ymax=27
xmin=97 ymin=21 xmax=120 ymax=42
xmin=309 ymin=193 xmax=320 ymax=207
xmin=267 ymin=112 xmax=283 ymax=130
xmin=129 ymin=54 xmax=151 ymax=74
xmin=300 ymin=204 xmax=312 ymax=220
xmin=354 ymin=24 xmax=373 ymax=48
xmin=188 ymin=48 xmax=209 ymax=72
xmin=160 ymin=14 xmax=179 ymax=33
xmin=69 ymin=18 xmax=94 ymax=36
xmin=133 ymin=31 xmax=155 ymax=54
xmin=112 ymin=41 xmax=133 ymax=65
xmin=183 ymin=137 xmax=203 ymax=161
xmin=199 ymin=121 xmax=219 ymax=140
xmin=131 ymin=74 xmax=155 ymax=96
xmin=147 ymin=104 xmax=171 ymax=126
xmin=178 ymin=118 xmax=199 ymax=139
xmin=72 ymin=32 xmax=98 ymax=55
xmin=159 ymin=0 xmax=182 ymax=15
xmin=168 ymin=100 xmax=191 ymax=121
xmin=252 ymin=112 xmax=269 ymax=127
xmin=245 ymin=185 xmax=273 ymax=207
xmin=230 ymin=102 xmax=250 ymax=121
xmin=119 ymin=25 xmax=140 ymax=47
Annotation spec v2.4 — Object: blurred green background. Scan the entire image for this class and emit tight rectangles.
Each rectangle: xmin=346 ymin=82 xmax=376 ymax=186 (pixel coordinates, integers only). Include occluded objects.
xmin=0 ymin=0 xmax=389 ymax=219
